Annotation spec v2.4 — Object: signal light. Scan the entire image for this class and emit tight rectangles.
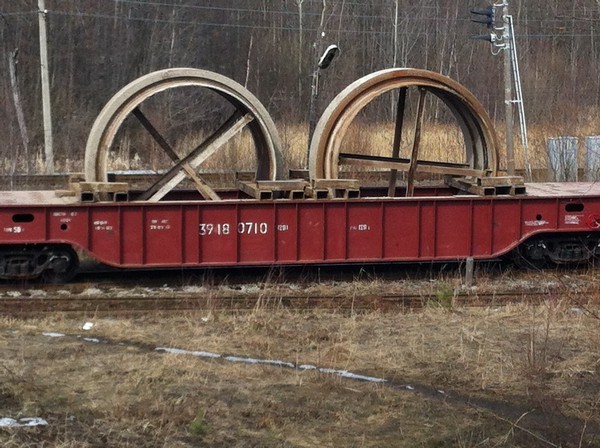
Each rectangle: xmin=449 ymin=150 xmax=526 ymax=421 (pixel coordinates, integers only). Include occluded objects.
xmin=471 ymin=6 xmax=496 ymax=29
xmin=318 ymin=45 xmax=340 ymax=70
xmin=471 ymin=34 xmax=497 ymax=44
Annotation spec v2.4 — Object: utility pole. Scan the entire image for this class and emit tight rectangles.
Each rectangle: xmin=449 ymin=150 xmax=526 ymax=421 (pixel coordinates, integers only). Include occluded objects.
xmin=502 ymin=3 xmax=515 ymax=175
xmin=38 ymin=0 xmax=54 ymax=174
xmin=471 ymin=1 xmax=523 ymax=177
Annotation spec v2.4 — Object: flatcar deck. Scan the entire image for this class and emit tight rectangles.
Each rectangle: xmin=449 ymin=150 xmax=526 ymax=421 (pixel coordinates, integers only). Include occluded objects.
xmin=521 ymin=182 xmax=600 ymax=197
xmin=0 ymin=191 xmax=79 ymax=205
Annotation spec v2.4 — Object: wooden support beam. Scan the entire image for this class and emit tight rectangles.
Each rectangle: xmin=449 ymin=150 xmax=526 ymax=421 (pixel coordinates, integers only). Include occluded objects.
xmin=132 ymin=107 xmax=220 ymax=200
xmin=139 ymin=112 xmax=254 ymax=202
xmin=305 ymin=179 xmax=361 ymax=199
xmin=444 ymin=176 xmax=527 ymax=196
xmin=388 ymin=87 xmax=407 ymax=196
xmin=338 ymin=153 xmax=486 ymax=178
xmin=311 ymin=179 xmax=361 ymax=189
xmin=406 ymin=88 xmax=427 ymax=197
xmin=238 ymin=179 xmax=309 ymax=200
xmin=445 ymin=177 xmax=496 ymax=196
xmin=68 ymin=182 xmax=129 ymax=202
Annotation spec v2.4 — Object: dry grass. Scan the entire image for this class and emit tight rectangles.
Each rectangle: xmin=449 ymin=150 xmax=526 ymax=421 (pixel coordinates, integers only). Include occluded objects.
xmin=1 ymin=285 xmax=600 ymax=447
xmin=5 ymin=118 xmax=598 ymax=178
xmin=94 ymin=121 xmax=539 ymax=175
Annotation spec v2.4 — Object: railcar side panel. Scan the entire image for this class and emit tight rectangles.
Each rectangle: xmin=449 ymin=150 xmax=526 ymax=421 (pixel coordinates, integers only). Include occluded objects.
xmin=0 ymin=209 xmax=45 ymax=243
xmin=48 ymin=209 xmax=83 ymax=243
xmin=198 ymin=205 xmax=237 ymax=264
xmin=183 ymin=206 xmax=199 ymax=265
xmin=324 ymin=203 xmax=346 ymax=261
xmin=121 ymin=207 xmax=143 ymax=265
xmin=275 ymin=204 xmax=297 ymax=262
xmin=471 ymin=201 xmax=493 ymax=257
xmin=382 ymin=202 xmax=419 ymax=259
xmin=419 ymin=202 xmax=436 ymax=259
xmin=558 ymin=200 xmax=591 ymax=229
xmin=238 ymin=203 xmax=275 ymax=263
xmin=89 ymin=208 xmax=120 ymax=264
xmin=298 ymin=204 xmax=325 ymax=262
xmin=491 ymin=201 xmax=521 ymax=254
xmin=145 ymin=206 xmax=182 ymax=265
xmin=435 ymin=202 xmax=471 ymax=258
xmin=520 ymin=199 xmax=557 ymax=234
xmin=347 ymin=202 xmax=382 ymax=260
xmin=3 ymin=190 xmax=600 ymax=270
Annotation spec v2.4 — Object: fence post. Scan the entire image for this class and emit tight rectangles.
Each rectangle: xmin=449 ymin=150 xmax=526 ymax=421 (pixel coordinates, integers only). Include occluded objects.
xmin=464 ymin=257 xmax=475 ymax=288
xmin=547 ymin=137 xmax=578 ymax=181
xmin=585 ymin=136 xmax=600 ymax=182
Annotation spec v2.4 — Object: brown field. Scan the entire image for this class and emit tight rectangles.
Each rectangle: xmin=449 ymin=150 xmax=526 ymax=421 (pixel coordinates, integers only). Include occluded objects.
xmin=92 ymin=121 xmax=586 ymax=175
xmin=2 ymin=270 xmax=600 ymax=447
xmin=2 ymin=114 xmax=600 ymax=446
xmin=7 ymin=119 xmax=598 ymax=177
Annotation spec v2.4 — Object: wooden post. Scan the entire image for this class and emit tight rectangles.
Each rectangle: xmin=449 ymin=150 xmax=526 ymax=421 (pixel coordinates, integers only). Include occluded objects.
xmin=8 ymin=49 xmax=31 ymax=173
xmin=405 ymin=88 xmax=426 ymax=197
xmin=387 ymin=87 xmax=407 ymax=197
xmin=38 ymin=0 xmax=54 ymax=174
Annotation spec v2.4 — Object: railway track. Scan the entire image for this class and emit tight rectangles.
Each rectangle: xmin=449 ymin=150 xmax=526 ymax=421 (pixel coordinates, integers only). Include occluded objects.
xmin=0 ymin=286 xmax=589 ymax=317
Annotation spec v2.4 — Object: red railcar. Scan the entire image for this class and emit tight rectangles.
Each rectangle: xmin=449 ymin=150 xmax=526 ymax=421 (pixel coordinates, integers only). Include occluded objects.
xmin=1 ymin=183 xmax=599 ymax=282
xmin=3 ymin=67 xmax=597 ymax=282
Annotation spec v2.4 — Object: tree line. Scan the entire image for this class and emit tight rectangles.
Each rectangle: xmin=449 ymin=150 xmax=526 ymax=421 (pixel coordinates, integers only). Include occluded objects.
xmin=1 ymin=0 xmax=600 ymax=172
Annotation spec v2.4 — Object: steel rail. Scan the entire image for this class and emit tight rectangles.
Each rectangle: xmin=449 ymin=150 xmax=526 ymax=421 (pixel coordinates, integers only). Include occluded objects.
xmin=0 ymin=289 xmax=579 ymax=317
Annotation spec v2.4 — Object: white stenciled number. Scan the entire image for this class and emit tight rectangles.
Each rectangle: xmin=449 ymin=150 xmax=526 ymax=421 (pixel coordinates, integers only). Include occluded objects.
xmin=199 ymin=223 xmax=211 ymax=235
xmin=199 ymin=223 xmax=231 ymax=236
xmin=238 ymin=222 xmax=269 ymax=235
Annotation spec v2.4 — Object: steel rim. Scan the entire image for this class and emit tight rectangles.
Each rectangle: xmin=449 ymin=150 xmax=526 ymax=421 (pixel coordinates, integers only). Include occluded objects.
xmin=84 ymin=68 xmax=283 ymax=200
xmin=308 ymin=68 xmax=500 ymax=193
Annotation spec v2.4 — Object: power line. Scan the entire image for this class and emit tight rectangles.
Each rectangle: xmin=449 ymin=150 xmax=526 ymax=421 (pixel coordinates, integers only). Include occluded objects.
xmin=6 ymin=3 xmax=599 ymax=25
xmin=0 ymin=11 xmax=36 ymax=17
xmin=45 ymin=9 xmax=600 ymax=39
xmin=45 ymin=10 xmax=414 ymax=34
xmin=54 ymin=0 xmax=462 ymax=14
xmin=54 ymin=0 xmax=600 ymax=23
xmin=3 ymin=6 xmax=598 ymax=39
xmin=39 ymin=2 xmax=600 ymax=25
xmin=48 ymin=0 xmax=474 ymax=22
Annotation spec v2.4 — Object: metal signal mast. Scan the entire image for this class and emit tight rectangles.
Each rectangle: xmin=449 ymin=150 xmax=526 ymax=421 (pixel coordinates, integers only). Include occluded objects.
xmin=471 ymin=1 xmax=531 ymax=179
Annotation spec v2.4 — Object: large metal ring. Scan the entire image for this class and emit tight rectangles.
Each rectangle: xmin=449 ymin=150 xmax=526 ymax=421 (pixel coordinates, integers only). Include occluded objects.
xmin=85 ymin=68 xmax=282 ymax=183
xmin=308 ymin=68 xmax=499 ymax=179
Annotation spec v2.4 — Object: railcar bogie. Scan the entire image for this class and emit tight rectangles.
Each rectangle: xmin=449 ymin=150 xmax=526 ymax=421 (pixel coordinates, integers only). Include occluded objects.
xmin=511 ymin=232 xmax=600 ymax=269
xmin=0 ymin=244 xmax=79 ymax=283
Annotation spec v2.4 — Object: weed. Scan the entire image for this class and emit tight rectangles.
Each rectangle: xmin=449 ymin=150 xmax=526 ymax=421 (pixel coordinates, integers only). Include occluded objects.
xmin=522 ymin=301 xmax=563 ymax=379
xmin=431 ymin=284 xmax=455 ymax=309
xmin=189 ymin=411 xmax=210 ymax=438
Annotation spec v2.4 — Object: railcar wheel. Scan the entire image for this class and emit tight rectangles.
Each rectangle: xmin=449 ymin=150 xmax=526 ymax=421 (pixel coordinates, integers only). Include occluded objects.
xmin=511 ymin=245 xmax=549 ymax=270
xmin=85 ymin=68 xmax=283 ymax=201
xmin=40 ymin=246 xmax=79 ymax=284
xmin=308 ymin=68 xmax=499 ymax=196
